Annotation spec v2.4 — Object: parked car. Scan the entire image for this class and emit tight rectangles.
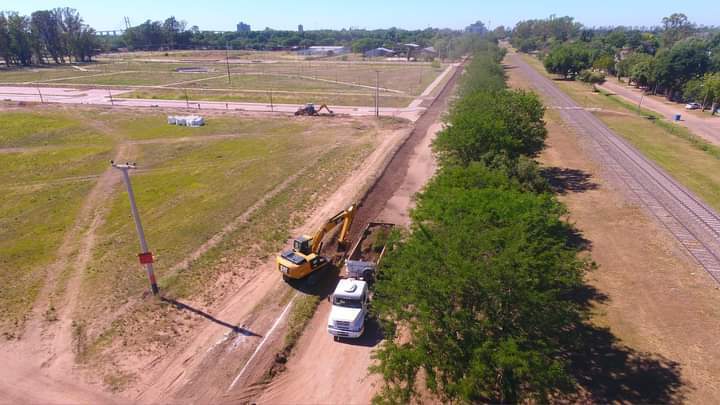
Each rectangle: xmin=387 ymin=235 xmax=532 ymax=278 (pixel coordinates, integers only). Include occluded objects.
xmin=685 ymin=102 xmax=701 ymax=110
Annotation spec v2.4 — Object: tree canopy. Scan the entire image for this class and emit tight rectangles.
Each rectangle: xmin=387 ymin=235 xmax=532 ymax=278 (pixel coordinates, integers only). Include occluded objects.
xmin=0 ymin=8 xmax=98 ymax=66
xmin=371 ymin=41 xmax=587 ymax=404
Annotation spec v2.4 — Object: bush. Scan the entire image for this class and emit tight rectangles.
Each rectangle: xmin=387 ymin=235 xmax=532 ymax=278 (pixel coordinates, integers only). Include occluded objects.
xmin=577 ymin=69 xmax=606 ymax=84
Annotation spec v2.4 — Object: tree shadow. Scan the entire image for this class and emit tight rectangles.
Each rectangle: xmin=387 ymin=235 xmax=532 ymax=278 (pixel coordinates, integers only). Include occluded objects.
xmin=542 ymin=167 xmax=599 ymax=195
xmin=160 ymin=297 xmax=262 ymax=337
xmin=554 ymin=208 xmax=685 ymax=402
xmin=557 ymin=284 xmax=686 ymax=403
xmin=563 ymin=321 xmax=685 ymax=404
xmin=336 ymin=317 xmax=384 ymax=348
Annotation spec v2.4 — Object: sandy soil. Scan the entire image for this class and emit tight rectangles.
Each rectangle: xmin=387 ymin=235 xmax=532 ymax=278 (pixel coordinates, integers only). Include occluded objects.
xmin=599 ymin=78 xmax=720 ymax=145
xmin=508 ymin=60 xmax=720 ymax=403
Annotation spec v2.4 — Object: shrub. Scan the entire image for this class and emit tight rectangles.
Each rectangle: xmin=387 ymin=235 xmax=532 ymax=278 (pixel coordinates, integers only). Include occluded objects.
xmin=577 ymin=69 xmax=606 ymax=84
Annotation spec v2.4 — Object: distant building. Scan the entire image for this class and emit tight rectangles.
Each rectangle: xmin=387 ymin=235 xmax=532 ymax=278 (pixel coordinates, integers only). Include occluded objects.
xmin=364 ymin=47 xmax=396 ymax=58
xmin=298 ymin=24 xmax=304 ymax=34
xmin=237 ymin=22 xmax=251 ymax=32
xmin=297 ymin=46 xmax=349 ymax=56
xmin=465 ymin=21 xmax=488 ymax=34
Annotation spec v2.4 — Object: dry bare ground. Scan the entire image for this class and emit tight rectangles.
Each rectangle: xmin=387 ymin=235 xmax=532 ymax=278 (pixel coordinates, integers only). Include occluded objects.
xmin=507 ymin=56 xmax=720 ymax=403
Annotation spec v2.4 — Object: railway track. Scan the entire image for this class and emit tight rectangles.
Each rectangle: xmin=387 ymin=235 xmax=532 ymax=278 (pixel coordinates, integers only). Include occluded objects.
xmin=509 ymin=53 xmax=720 ymax=283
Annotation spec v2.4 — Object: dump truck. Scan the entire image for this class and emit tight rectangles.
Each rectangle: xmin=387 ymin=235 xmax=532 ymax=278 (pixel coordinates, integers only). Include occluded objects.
xmin=277 ymin=203 xmax=356 ymax=281
xmin=327 ymin=222 xmax=393 ymax=339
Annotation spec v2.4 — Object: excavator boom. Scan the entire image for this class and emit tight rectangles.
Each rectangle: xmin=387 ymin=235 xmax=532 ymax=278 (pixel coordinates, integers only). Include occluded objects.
xmin=311 ymin=203 xmax=356 ymax=253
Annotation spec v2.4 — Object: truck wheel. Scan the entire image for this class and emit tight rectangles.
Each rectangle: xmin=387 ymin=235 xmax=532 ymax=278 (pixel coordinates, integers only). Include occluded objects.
xmin=363 ymin=270 xmax=374 ymax=284
xmin=333 ymin=336 xmax=339 ymax=342
xmin=282 ymin=275 xmax=290 ymax=283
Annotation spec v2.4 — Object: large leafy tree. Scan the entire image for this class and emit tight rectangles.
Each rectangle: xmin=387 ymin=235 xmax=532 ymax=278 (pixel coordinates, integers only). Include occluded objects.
xmin=654 ymin=38 xmax=710 ymax=99
xmin=30 ymin=10 xmax=64 ymax=63
xmin=434 ymin=89 xmax=546 ymax=163
xmin=543 ymin=43 xmax=591 ymax=79
xmin=661 ymin=13 xmax=695 ymax=48
xmin=371 ymin=165 xmax=585 ymax=403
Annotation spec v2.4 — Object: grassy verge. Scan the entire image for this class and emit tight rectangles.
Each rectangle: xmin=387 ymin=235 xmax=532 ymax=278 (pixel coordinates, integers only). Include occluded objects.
xmin=519 ymin=53 xmax=720 ymax=211
xmin=596 ymin=88 xmax=720 ymax=160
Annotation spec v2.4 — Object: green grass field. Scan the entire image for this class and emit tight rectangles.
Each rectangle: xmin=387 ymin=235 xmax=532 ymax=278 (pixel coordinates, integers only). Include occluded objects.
xmin=0 ymin=106 xmax=387 ymax=339
xmin=520 ymin=53 xmax=720 ymax=212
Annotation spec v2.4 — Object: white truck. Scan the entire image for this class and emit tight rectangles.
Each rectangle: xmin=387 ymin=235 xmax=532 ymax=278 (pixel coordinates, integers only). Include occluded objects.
xmin=327 ymin=222 xmax=393 ymax=340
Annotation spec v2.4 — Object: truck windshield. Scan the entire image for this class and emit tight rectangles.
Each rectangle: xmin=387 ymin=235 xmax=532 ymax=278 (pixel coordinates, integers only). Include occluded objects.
xmin=333 ymin=297 xmax=362 ymax=308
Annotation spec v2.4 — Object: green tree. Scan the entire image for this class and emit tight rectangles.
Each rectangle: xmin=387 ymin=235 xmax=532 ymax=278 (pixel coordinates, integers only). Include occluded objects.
xmin=543 ymin=43 xmax=591 ymax=79
xmin=592 ymin=54 xmax=615 ymax=73
xmin=7 ymin=12 xmax=32 ymax=65
xmin=371 ymin=166 xmax=585 ymax=403
xmin=654 ymin=38 xmax=710 ymax=99
xmin=433 ymin=89 xmax=547 ymax=164
xmin=0 ymin=13 xmax=10 ymax=66
xmin=30 ymin=10 xmax=64 ymax=63
xmin=661 ymin=13 xmax=694 ymax=47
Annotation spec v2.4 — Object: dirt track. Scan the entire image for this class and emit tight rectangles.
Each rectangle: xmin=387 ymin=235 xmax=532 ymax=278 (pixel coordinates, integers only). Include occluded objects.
xmin=255 ymin=60 xmax=464 ymax=404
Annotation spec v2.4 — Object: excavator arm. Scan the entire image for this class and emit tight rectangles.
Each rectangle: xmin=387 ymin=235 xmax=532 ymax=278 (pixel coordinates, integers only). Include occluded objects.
xmin=316 ymin=104 xmax=334 ymax=115
xmin=310 ymin=203 xmax=356 ymax=253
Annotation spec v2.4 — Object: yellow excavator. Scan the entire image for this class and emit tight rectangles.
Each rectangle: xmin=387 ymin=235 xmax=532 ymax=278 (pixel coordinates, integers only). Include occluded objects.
xmin=277 ymin=203 xmax=357 ymax=281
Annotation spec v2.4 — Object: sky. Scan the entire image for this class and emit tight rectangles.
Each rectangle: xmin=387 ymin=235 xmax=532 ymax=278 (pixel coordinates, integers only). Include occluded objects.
xmin=4 ymin=0 xmax=720 ymax=32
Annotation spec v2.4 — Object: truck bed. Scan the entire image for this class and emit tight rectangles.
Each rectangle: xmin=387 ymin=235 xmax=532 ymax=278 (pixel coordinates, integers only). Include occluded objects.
xmin=347 ymin=222 xmax=394 ymax=263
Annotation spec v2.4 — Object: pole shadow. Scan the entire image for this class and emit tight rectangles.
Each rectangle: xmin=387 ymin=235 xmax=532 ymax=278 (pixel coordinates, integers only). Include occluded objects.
xmin=160 ymin=296 xmax=261 ymax=337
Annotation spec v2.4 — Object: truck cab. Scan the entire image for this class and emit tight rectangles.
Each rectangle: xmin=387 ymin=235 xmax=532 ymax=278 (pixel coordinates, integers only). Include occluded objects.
xmin=327 ymin=278 xmax=369 ymax=339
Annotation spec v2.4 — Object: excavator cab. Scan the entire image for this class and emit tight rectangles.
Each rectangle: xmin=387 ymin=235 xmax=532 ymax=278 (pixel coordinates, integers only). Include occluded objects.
xmin=293 ymin=235 xmax=313 ymax=255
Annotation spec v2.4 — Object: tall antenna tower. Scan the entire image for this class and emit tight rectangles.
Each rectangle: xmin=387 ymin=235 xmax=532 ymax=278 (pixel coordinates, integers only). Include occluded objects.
xmin=124 ymin=16 xmax=131 ymax=30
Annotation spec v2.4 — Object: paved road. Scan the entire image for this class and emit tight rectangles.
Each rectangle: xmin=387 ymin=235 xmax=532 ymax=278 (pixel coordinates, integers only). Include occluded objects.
xmin=599 ymin=78 xmax=720 ymax=145
xmin=509 ymin=52 xmax=720 ymax=284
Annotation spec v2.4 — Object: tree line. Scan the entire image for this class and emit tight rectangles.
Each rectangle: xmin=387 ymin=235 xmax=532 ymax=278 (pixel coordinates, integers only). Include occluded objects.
xmin=106 ymin=17 xmax=499 ymax=60
xmin=512 ymin=13 xmax=720 ymax=112
xmin=370 ymin=39 xmax=590 ymax=403
xmin=0 ymin=8 xmax=99 ymax=66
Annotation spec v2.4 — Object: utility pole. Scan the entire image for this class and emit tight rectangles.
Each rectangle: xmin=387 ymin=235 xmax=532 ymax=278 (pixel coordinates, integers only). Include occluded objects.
xmin=375 ymin=70 xmax=380 ymax=118
xmin=269 ymin=90 xmax=274 ymax=112
xmin=225 ymin=41 xmax=232 ymax=84
xmin=36 ymin=85 xmax=44 ymax=103
xmin=108 ymin=89 xmax=114 ymax=106
xmin=637 ymin=92 xmax=645 ymax=112
xmin=184 ymin=88 xmax=190 ymax=108
xmin=111 ymin=161 xmax=159 ymax=295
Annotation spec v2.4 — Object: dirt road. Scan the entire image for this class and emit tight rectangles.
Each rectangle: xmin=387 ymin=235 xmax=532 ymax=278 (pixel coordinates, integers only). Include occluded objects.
xmin=256 ymin=61 xmax=463 ymax=405
xmin=599 ymin=78 xmax=720 ymax=145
